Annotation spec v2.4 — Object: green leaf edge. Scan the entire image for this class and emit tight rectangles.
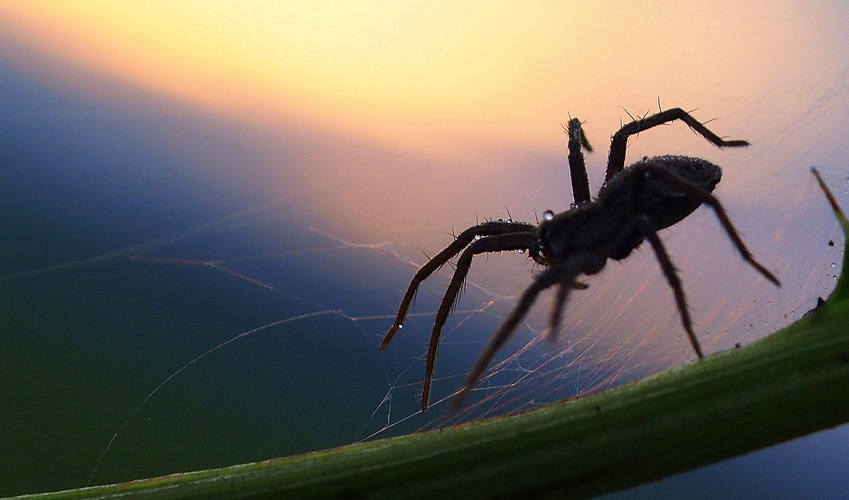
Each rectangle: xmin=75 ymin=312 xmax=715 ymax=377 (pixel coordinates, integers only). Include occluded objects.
xmin=12 ymin=170 xmax=849 ymax=500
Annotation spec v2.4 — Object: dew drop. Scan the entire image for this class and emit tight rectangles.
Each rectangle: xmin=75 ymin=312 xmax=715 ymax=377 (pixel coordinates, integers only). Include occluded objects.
xmin=398 ymin=324 xmax=403 ymax=329
xmin=517 ymin=249 xmax=526 ymax=254
xmin=474 ymin=235 xmax=482 ymax=240
xmin=543 ymin=210 xmax=555 ymax=221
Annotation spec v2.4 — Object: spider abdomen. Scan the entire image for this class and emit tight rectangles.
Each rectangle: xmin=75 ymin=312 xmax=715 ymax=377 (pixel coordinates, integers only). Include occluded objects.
xmin=599 ymin=155 xmax=722 ymax=231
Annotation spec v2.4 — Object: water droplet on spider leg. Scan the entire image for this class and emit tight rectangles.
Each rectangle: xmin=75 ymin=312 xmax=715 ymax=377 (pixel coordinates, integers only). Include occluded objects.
xmin=398 ymin=324 xmax=403 ymax=329
xmin=474 ymin=235 xmax=482 ymax=240
xmin=543 ymin=210 xmax=555 ymax=221
xmin=517 ymin=249 xmax=525 ymax=254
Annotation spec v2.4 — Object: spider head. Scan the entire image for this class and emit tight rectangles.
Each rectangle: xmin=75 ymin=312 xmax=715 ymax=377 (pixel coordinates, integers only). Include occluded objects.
xmin=534 ymin=204 xmax=615 ymax=275
xmin=537 ymin=205 xmax=602 ymax=257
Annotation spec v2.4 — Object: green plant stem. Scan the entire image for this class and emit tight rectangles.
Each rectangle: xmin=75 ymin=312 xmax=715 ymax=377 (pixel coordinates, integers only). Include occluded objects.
xmin=13 ymin=173 xmax=849 ymax=499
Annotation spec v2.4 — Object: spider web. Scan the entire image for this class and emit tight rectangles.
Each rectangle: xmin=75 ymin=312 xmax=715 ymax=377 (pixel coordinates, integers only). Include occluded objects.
xmin=2 ymin=68 xmax=849 ymax=494
xmin=3 ymin=148 xmax=843 ymax=488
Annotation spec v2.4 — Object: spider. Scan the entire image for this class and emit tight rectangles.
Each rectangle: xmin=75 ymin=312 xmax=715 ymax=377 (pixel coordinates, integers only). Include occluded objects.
xmin=380 ymin=107 xmax=780 ymax=410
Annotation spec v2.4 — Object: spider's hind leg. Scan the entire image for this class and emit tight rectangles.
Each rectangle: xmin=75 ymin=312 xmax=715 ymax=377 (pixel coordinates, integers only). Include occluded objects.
xmin=630 ymin=161 xmax=780 ymax=287
xmin=636 ymin=216 xmax=704 ymax=358
xmin=627 ymin=160 xmax=779 ymax=358
xmin=606 ymin=108 xmax=749 ymax=183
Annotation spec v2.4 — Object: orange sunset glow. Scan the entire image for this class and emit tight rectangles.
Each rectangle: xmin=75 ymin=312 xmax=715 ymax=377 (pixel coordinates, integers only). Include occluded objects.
xmin=2 ymin=2 xmax=849 ymax=495
xmin=1 ymin=1 xmax=834 ymax=163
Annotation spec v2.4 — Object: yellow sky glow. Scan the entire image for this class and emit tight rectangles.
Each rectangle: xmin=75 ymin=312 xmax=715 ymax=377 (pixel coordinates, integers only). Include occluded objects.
xmin=0 ymin=2 xmax=596 ymax=157
xmin=0 ymin=1 xmax=833 ymax=163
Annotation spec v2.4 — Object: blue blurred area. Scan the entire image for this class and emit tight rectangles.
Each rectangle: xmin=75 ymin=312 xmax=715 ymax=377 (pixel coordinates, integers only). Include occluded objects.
xmin=604 ymin=423 xmax=849 ymax=499
xmin=0 ymin=64 xmax=399 ymax=494
xmin=1 ymin=55 xmax=849 ymax=498
xmin=0 ymin=71 xmax=247 ymax=270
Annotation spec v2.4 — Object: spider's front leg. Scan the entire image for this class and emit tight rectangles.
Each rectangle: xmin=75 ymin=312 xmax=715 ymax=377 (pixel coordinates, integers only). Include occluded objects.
xmin=380 ymin=221 xmax=535 ymax=349
xmin=606 ymin=108 xmax=749 ymax=183
xmin=421 ymin=231 xmax=538 ymax=409
xmin=381 ymin=220 xmax=538 ymax=409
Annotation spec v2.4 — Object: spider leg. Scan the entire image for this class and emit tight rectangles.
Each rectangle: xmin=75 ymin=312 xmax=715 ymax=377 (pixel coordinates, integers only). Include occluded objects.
xmin=547 ymin=283 xmax=571 ymax=342
xmin=381 ymin=221 xmax=536 ymax=350
xmin=565 ymin=117 xmax=593 ymax=206
xmin=421 ymin=232 xmax=538 ymax=409
xmin=636 ymin=216 xmax=704 ymax=358
xmin=452 ymin=264 xmax=561 ymax=409
xmin=545 ymin=267 xmax=597 ymax=342
xmin=631 ymin=161 xmax=780 ymax=287
xmin=606 ymin=108 xmax=750 ymax=183
xmin=452 ymin=256 xmax=592 ymax=409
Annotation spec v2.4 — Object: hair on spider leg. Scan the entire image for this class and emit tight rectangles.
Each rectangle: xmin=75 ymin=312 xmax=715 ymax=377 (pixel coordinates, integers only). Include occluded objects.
xmin=503 ymin=206 xmax=514 ymax=224
xmin=382 ymin=106 xmax=779 ymax=411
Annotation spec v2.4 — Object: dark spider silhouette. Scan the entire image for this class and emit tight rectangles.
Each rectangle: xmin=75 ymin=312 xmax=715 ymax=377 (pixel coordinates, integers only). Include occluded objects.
xmin=380 ymin=107 xmax=780 ymax=410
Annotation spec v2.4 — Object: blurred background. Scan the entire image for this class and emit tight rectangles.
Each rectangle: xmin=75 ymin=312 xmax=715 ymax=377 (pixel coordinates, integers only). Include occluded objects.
xmin=0 ymin=2 xmax=847 ymax=497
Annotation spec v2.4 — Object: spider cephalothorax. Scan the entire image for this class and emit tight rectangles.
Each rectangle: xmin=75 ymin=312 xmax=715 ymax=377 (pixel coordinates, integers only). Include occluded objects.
xmin=381 ymin=107 xmax=779 ymax=410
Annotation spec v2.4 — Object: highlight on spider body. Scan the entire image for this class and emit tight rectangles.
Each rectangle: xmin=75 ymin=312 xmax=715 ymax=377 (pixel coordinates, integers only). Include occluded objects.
xmin=380 ymin=107 xmax=780 ymax=410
